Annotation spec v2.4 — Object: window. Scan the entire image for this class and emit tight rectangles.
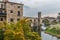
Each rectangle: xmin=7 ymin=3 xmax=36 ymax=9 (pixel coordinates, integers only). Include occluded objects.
xmin=18 ymin=11 xmax=20 ymax=16
xmin=1 ymin=18 xmax=3 ymax=21
xmin=1 ymin=4 xmax=3 ymax=8
xmin=10 ymin=18 xmax=13 ymax=22
xmin=18 ymin=6 xmax=20 ymax=8
xmin=17 ymin=18 xmax=20 ymax=21
xmin=10 ymin=10 xmax=13 ymax=13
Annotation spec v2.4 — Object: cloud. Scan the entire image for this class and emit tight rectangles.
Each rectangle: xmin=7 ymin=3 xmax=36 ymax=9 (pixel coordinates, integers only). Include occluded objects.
xmin=23 ymin=6 xmax=38 ymax=17
xmin=42 ymin=13 xmax=58 ymax=17
xmin=9 ymin=0 xmax=60 ymax=17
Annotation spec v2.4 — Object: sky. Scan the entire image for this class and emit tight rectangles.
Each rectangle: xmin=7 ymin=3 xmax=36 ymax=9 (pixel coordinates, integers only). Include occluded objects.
xmin=9 ymin=0 xmax=60 ymax=17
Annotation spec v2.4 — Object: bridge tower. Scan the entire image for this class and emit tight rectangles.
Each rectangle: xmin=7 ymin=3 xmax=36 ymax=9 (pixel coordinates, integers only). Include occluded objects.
xmin=38 ymin=12 xmax=41 ymax=37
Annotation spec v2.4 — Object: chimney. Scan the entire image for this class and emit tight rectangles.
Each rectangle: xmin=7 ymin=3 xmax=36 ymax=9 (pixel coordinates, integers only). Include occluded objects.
xmin=3 ymin=0 xmax=8 ymax=2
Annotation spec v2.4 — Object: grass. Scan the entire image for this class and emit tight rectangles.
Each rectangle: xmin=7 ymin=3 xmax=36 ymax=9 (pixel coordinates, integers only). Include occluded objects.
xmin=45 ymin=24 xmax=60 ymax=38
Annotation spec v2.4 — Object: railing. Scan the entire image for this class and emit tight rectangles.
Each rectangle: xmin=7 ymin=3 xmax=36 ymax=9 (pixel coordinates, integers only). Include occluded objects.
xmin=0 ymin=13 xmax=6 ymax=16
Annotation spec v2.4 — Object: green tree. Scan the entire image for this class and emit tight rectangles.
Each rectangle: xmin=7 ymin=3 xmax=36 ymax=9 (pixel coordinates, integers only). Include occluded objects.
xmin=42 ymin=19 xmax=50 ymax=26
xmin=0 ymin=18 xmax=41 ymax=40
xmin=20 ymin=18 xmax=41 ymax=40
xmin=51 ymin=20 xmax=58 ymax=25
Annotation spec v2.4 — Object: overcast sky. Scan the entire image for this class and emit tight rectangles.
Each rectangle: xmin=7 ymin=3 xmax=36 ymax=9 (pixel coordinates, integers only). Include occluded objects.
xmin=9 ymin=0 xmax=60 ymax=17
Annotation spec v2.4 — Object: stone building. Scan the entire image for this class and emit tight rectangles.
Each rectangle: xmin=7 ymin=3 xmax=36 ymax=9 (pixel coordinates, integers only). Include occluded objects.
xmin=57 ymin=13 xmax=60 ymax=22
xmin=0 ymin=0 xmax=23 ymax=23
xmin=57 ymin=13 xmax=60 ymax=19
xmin=42 ymin=16 xmax=56 ymax=22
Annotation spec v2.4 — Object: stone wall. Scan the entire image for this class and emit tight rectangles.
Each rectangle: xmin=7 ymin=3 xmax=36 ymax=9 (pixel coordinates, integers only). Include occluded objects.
xmin=5 ymin=2 xmax=23 ymax=23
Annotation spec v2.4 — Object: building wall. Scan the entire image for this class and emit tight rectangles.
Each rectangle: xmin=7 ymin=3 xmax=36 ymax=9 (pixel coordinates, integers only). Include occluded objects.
xmin=0 ymin=2 xmax=5 ymax=12
xmin=0 ymin=1 xmax=6 ymax=22
xmin=5 ymin=2 xmax=23 ymax=23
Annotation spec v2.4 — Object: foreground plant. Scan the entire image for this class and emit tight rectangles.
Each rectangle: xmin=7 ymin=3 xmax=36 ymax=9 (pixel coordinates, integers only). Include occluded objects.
xmin=0 ymin=18 xmax=41 ymax=40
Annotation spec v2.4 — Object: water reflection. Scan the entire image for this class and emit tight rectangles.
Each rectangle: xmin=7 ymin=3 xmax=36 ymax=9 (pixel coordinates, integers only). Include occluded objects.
xmin=41 ymin=31 xmax=60 ymax=40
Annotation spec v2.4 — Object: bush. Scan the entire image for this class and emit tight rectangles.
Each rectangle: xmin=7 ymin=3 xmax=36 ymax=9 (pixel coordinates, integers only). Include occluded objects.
xmin=46 ymin=24 xmax=60 ymax=35
xmin=0 ymin=18 xmax=41 ymax=40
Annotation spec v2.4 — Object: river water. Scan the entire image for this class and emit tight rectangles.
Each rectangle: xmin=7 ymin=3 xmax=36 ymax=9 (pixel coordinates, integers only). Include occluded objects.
xmin=41 ymin=31 xmax=60 ymax=40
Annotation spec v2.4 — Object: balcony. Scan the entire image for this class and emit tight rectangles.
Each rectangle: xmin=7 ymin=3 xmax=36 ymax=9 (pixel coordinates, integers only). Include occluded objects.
xmin=0 ymin=12 xmax=6 ymax=17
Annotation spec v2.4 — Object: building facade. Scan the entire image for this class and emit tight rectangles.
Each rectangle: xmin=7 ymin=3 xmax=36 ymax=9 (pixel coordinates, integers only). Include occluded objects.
xmin=0 ymin=0 xmax=23 ymax=23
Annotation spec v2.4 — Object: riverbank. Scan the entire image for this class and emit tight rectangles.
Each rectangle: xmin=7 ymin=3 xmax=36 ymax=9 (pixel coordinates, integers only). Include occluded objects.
xmin=41 ymin=31 xmax=60 ymax=40
xmin=45 ymin=31 xmax=60 ymax=38
xmin=45 ymin=24 xmax=60 ymax=38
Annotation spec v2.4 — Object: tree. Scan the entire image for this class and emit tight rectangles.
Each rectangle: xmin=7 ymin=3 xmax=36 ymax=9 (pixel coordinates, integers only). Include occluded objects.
xmin=42 ymin=19 xmax=50 ymax=26
xmin=51 ymin=20 xmax=58 ymax=25
xmin=14 ymin=21 xmax=25 ymax=40
xmin=0 ymin=18 xmax=41 ymax=40
xmin=20 ymin=18 xmax=41 ymax=40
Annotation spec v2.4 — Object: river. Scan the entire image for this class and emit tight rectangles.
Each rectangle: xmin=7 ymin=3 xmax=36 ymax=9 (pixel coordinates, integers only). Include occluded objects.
xmin=41 ymin=31 xmax=60 ymax=40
